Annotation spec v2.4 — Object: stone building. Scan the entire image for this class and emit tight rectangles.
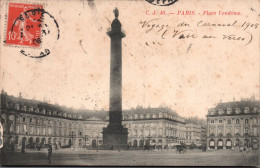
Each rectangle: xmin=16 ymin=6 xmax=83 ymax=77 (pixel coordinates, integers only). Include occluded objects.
xmin=0 ymin=90 xmax=85 ymax=149
xmin=0 ymin=90 xmax=186 ymax=150
xmin=185 ymin=117 xmax=207 ymax=147
xmin=186 ymin=123 xmax=202 ymax=146
xmin=206 ymin=98 xmax=260 ymax=150
xmin=122 ymin=107 xmax=186 ymax=149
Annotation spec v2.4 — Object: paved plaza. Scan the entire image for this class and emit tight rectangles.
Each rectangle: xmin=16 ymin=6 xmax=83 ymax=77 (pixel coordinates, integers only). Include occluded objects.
xmin=0 ymin=148 xmax=259 ymax=166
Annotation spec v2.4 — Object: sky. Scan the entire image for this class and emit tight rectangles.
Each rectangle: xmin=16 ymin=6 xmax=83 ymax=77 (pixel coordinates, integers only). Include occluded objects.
xmin=0 ymin=0 xmax=259 ymax=118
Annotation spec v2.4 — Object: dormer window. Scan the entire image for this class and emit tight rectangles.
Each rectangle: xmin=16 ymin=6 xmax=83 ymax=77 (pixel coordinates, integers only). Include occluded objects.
xmin=146 ymin=113 xmax=150 ymax=119
xmin=6 ymin=102 xmax=9 ymax=108
xmin=48 ymin=110 xmax=52 ymax=115
xmin=235 ymin=108 xmax=241 ymax=114
xmin=152 ymin=113 xmax=156 ymax=118
xmin=140 ymin=114 xmax=144 ymax=119
xmin=58 ymin=112 xmax=62 ymax=116
xmin=244 ymin=107 xmax=250 ymax=114
xmin=134 ymin=114 xmax=138 ymax=119
xmin=16 ymin=104 xmax=20 ymax=110
xmin=129 ymin=115 xmax=133 ymax=119
xmin=210 ymin=110 xmax=215 ymax=115
xmin=159 ymin=113 xmax=163 ymax=118
xmin=124 ymin=115 xmax=128 ymax=119
xmin=78 ymin=115 xmax=83 ymax=119
xmin=219 ymin=109 xmax=224 ymax=115
xmin=53 ymin=111 xmax=57 ymax=115
xmin=29 ymin=106 xmax=34 ymax=112
xmin=35 ymin=108 xmax=39 ymax=113
xmin=22 ymin=106 xmax=27 ymax=111
xmin=227 ymin=108 xmax=232 ymax=114
xmin=253 ymin=107 xmax=258 ymax=113
xmin=63 ymin=113 xmax=67 ymax=117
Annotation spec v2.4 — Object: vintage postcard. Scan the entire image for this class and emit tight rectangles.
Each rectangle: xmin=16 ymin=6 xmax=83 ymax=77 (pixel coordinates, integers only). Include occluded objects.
xmin=0 ymin=0 xmax=259 ymax=166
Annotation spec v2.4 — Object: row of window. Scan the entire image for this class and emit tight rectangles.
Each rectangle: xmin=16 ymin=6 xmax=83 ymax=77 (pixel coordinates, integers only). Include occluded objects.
xmin=209 ymin=107 xmax=258 ymax=115
xmin=209 ymin=127 xmax=259 ymax=137
xmin=12 ymin=116 xmax=82 ymax=128
xmin=10 ymin=124 xmax=83 ymax=137
xmin=123 ymin=113 xmax=184 ymax=122
xmin=5 ymin=102 xmax=83 ymax=119
xmin=210 ymin=118 xmax=258 ymax=124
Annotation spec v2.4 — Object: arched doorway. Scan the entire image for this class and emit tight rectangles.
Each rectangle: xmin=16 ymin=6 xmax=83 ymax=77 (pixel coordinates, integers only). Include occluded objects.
xmin=36 ymin=137 xmax=40 ymax=144
xmin=92 ymin=140 xmax=96 ymax=148
xmin=64 ymin=139 xmax=67 ymax=146
xmin=41 ymin=138 xmax=46 ymax=147
xmin=217 ymin=139 xmax=223 ymax=149
xmin=252 ymin=138 xmax=259 ymax=150
xmin=133 ymin=140 xmax=137 ymax=147
xmin=226 ymin=139 xmax=232 ymax=149
xmin=59 ymin=138 xmax=62 ymax=147
xmin=139 ymin=140 xmax=144 ymax=147
xmin=28 ymin=137 xmax=34 ymax=149
xmin=235 ymin=138 xmax=240 ymax=147
xmin=48 ymin=138 xmax=51 ymax=144
xmin=145 ymin=139 xmax=150 ymax=146
xmin=69 ymin=139 xmax=72 ymax=146
xmin=209 ymin=139 xmax=215 ymax=149
xmin=244 ymin=139 xmax=249 ymax=148
xmin=28 ymin=137 xmax=33 ymax=144
xmin=22 ymin=137 xmax=26 ymax=150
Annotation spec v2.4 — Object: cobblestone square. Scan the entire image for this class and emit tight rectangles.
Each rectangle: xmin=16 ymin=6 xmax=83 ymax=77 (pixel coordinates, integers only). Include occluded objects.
xmin=1 ymin=149 xmax=259 ymax=166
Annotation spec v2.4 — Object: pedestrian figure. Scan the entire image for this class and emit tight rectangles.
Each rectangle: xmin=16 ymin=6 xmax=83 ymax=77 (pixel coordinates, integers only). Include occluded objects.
xmin=55 ymin=143 xmax=58 ymax=151
xmin=21 ymin=142 xmax=25 ymax=153
xmin=110 ymin=144 xmax=113 ymax=151
xmin=47 ymin=143 xmax=52 ymax=164
xmin=240 ymin=145 xmax=249 ymax=156
xmin=11 ymin=142 xmax=15 ymax=153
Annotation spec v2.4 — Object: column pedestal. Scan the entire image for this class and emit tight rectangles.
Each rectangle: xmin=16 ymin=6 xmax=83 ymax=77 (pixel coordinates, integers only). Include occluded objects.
xmin=103 ymin=126 xmax=128 ymax=150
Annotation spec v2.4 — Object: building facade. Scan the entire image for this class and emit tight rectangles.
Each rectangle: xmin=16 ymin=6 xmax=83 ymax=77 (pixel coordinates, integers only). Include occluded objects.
xmin=186 ymin=123 xmax=202 ymax=146
xmin=206 ymin=99 xmax=260 ymax=150
xmin=0 ymin=91 xmax=85 ymax=150
xmin=1 ymin=91 xmax=187 ymax=150
xmin=122 ymin=107 xmax=186 ymax=149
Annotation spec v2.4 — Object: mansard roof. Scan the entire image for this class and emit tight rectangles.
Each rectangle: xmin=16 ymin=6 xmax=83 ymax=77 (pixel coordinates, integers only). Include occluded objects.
xmin=214 ymin=100 xmax=260 ymax=111
xmin=207 ymin=100 xmax=260 ymax=117
xmin=0 ymin=92 xmax=184 ymax=122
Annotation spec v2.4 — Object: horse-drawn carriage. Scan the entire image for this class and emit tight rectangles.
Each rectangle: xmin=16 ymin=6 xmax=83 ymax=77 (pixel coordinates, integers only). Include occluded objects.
xmin=175 ymin=144 xmax=187 ymax=154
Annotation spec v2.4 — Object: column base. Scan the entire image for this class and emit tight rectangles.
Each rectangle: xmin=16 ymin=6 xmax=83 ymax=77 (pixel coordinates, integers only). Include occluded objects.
xmin=102 ymin=126 xmax=128 ymax=150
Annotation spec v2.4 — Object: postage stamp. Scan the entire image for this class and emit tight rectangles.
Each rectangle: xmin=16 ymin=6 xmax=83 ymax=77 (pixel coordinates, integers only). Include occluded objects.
xmin=5 ymin=2 xmax=43 ymax=48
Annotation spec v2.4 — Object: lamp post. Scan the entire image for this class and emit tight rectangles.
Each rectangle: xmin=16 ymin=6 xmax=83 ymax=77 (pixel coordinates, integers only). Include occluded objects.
xmin=236 ymin=134 xmax=239 ymax=147
xmin=147 ymin=134 xmax=151 ymax=150
xmin=96 ymin=136 xmax=99 ymax=152
xmin=250 ymin=133 xmax=253 ymax=149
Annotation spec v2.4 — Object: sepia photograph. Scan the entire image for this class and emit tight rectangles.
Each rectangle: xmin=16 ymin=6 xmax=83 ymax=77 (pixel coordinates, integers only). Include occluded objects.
xmin=0 ymin=0 xmax=259 ymax=166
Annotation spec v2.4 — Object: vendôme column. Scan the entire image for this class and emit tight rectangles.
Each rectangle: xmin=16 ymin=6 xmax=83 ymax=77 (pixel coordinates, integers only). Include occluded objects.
xmin=102 ymin=8 xmax=128 ymax=150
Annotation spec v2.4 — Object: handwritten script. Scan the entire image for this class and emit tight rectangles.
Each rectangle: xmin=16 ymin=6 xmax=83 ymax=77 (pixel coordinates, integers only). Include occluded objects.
xmin=139 ymin=18 xmax=259 ymax=46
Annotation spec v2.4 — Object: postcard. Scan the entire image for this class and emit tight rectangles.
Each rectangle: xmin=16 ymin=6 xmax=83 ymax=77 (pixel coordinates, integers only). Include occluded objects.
xmin=0 ymin=0 xmax=259 ymax=166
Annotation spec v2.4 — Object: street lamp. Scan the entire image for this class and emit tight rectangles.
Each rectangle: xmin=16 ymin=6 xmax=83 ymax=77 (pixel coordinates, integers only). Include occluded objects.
xmin=96 ymin=136 xmax=99 ymax=152
xmin=250 ymin=133 xmax=253 ymax=149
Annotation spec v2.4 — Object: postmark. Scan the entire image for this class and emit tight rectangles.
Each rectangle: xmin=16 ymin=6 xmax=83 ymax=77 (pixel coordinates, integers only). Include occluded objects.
xmin=4 ymin=2 xmax=60 ymax=58
xmin=145 ymin=0 xmax=178 ymax=6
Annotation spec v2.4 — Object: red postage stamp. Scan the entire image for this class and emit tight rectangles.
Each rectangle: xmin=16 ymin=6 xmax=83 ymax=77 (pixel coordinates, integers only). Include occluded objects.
xmin=5 ymin=3 xmax=43 ymax=47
